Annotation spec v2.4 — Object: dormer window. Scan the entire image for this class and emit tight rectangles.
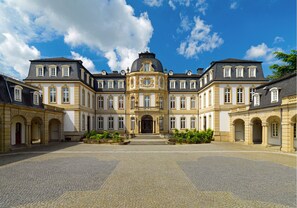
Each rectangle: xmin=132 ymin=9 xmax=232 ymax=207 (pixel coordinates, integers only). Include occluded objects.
xmin=144 ymin=63 xmax=150 ymax=72
xmin=209 ymin=71 xmax=213 ymax=80
xmin=81 ymin=69 xmax=85 ymax=80
xmin=249 ymin=66 xmax=256 ymax=77
xmin=223 ymin=66 xmax=231 ymax=77
xmin=236 ymin=66 xmax=244 ymax=77
xmin=190 ymin=80 xmax=196 ymax=89
xmin=86 ymin=74 xmax=90 ymax=84
xmin=180 ymin=80 xmax=186 ymax=89
xmin=200 ymin=80 xmax=203 ymax=87
xmin=33 ymin=91 xmax=39 ymax=105
xmin=49 ymin=66 xmax=57 ymax=77
xmin=108 ymin=80 xmax=114 ymax=89
xmin=36 ymin=66 xmax=44 ymax=77
xmin=118 ymin=80 xmax=124 ymax=89
xmin=62 ymin=66 xmax=70 ymax=77
xmin=204 ymin=76 xmax=207 ymax=84
xmin=14 ymin=86 xmax=23 ymax=102
xmin=91 ymin=78 xmax=94 ymax=87
xmin=98 ymin=80 xmax=103 ymax=89
xmin=270 ymin=87 xmax=279 ymax=103
xmin=170 ymin=80 xmax=176 ymax=89
xmin=254 ymin=93 xmax=260 ymax=106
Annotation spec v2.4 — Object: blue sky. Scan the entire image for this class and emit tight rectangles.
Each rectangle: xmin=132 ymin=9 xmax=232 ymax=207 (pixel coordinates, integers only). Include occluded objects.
xmin=0 ymin=0 xmax=295 ymax=79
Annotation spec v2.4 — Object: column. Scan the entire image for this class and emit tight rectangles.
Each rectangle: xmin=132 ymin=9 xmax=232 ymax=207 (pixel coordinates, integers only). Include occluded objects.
xmin=139 ymin=120 xmax=141 ymax=133
xmin=261 ymin=122 xmax=268 ymax=147
xmin=26 ymin=124 xmax=31 ymax=147
xmin=153 ymin=120 xmax=155 ymax=134
xmin=246 ymin=123 xmax=253 ymax=145
xmin=230 ymin=123 xmax=235 ymax=142
xmin=281 ymin=122 xmax=294 ymax=152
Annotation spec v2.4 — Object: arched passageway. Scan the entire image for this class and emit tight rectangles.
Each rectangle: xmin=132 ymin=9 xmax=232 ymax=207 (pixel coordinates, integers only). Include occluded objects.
xmin=234 ymin=119 xmax=245 ymax=142
xmin=291 ymin=115 xmax=296 ymax=149
xmin=141 ymin=115 xmax=153 ymax=133
xmin=251 ymin=118 xmax=262 ymax=144
xmin=31 ymin=117 xmax=43 ymax=144
xmin=267 ymin=116 xmax=281 ymax=146
xmin=11 ymin=116 xmax=26 ymax=145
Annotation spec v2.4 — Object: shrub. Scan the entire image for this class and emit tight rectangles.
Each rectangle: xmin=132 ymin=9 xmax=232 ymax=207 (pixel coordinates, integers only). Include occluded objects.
xmin=173 ymin=129 xmax=213 ymax=144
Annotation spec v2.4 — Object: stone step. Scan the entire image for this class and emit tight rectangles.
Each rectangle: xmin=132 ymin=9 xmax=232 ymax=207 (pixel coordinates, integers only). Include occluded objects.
xmin=129 ymin=140 xmax=168 ymax=145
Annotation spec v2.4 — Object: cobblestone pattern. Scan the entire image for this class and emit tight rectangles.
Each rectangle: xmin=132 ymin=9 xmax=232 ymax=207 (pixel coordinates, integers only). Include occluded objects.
xmin=0 ymin=157 xmax=118 ymax=207
xmin=179 ymin=156 xmax=296 ymax=207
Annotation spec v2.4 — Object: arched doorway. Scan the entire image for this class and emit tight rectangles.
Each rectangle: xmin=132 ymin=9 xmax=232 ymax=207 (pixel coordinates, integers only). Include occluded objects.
xmin=11 ymin=116 xmax=26 ymax=145
xmin=267 ymin=116 xmax=281 ymax=146
xmin=252 ymin=118 xmax=262 ymax=144
xmin=141 ymin=115 xmax=153 ymax=133
xmin=49 ymin=119 xmax=61 ymax=142
xmin=292 ymin=115 xmax=297 ymax=149
xmin=234 ymin=119 xmax=245 ymax=142
xmin=31 ymin=117 xmax=43 ymax=144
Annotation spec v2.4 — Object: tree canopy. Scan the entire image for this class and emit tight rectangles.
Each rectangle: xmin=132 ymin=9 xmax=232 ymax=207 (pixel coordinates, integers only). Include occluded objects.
xmin=267 ymin=50 xmax=297 ymax=80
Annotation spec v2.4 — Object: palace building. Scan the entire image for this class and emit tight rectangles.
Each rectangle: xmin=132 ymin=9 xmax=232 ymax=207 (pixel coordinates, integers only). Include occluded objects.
xmin=1 ymin=51 xmax=295 ymax=153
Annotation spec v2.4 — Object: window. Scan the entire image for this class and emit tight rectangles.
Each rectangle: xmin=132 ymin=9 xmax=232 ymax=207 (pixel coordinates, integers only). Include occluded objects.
xmin=180 ymin=81 xmax=186 ymax=89
xmin=237 ymin=88 xmax=244 ymax=103
xmin=170 ymin=117 xmax=176 ymax=129
xmin=130 ymin=77 xmax=135 ymax=88
xmin=36 ymin=66 xmax=44 ymax=77
xmin=209 ymin=71 xmax=213 ymax=80
xmin=118 ymin=80 xmax=124 ymax=89
xmin=82 ymin=114 xmax=85 ymax=131
xmin=223 ymin=66 xmax=231 ymax=77
xmin=144 ymin=63 xmax=150 ymax=72
xmin=270 ymin=87 xmax=279 ymax=103
xmin=144 ymin=78 xmax=151 ymax=86
xmin=82 ymin=89 xmax=85 ymax=106
xmin=203 ymin=93 xmax=206 ymax=108
xmin=190 ymin=80 xmax=196 ymax=89
xmin=249 ymin=88 xmax=255 ymax=102
xmin=108 ymin=96 xmax=114 ymax=109
xmin=81 ymin=69 xmax=85 ymax=80
xmin=254 ymin=94 xmax=260 ymax=106
xmin=180 ymin=97 xmax=186 ymax=109
xmin=249 ymin=67 xmax=256 ymax=77
xmin=159 ymin=77 xmax=164 ymax=88
xmin=200 ymin=80 xmax=203 ymax=88
xmin=236 ymin=67 xmax=244 ymax=77
xmin=131 ymin=117 xmax=135 ymax=130
xmin=159 ymin=117 xmax=164 ymax=131
xmin=108 ymin=80 xmax=114 ymax=89
xmin=180 ymin=117 xmax=186 ymax=129
xmin=98 ymin=117 xmax=103 ymax=129
xmin=86 ymin=74 xmax=90 ymax=84
xmin=98 ymin=80 xmax=104 ymax=89
xmin=159 ymin=97 xmax=163 ymax=109
xmin=170 ymin=96 xmax=176 ymax=109
xmin=144 ymin=95 xmax=150 ymax=108
xmin=224 ymin=88 xmax=231 ymax=103
xmin=209 ymin=115 xmax=212 ymax=129
xmin=108 ymin=117 xmax=114 ymax=129
xmin=49 ymin=66 xmax=57 ymax=77
xmin=50 ymin=87 xmax=56 ymax=103
xmin=118 ymin=117 xmax=124 ymax=129
xmin=191 ymin=96 xmax=195 ymax=109
xmin=209 ymin=90 xmax=212 ymax=106
xmin=170 ymin=80 xmax=176 ymax=89
xmin=199 ymin=95 xmax=202 ymax=109
xmin=272 ymin=123 xmax=278 ymax=137
xmin=91 ymin=78 xmax=94 ymax=87
xmin=118 ymin=96 xmax=124 ymax=109
xmin=62 ymin=87 xmax=70 ymax=103
xmin=62 ymin=66 xmax=69 ymax=77
xmin=191 ymin=117 xmax=196 ymax=129
xmin=87 ymin=93 xmax=90 ymax=107
xmin=98 ymin=96 xmax=104 ymax=109
xmin=131 ymin=96 xmax=135 ymax=109
xmin=14 ymin=86 xmax=22 ymax=102
xmin=204 ymin=76 xmax=207 ymax=84
xmin=33 ymin=91 xmax=39 ymax=105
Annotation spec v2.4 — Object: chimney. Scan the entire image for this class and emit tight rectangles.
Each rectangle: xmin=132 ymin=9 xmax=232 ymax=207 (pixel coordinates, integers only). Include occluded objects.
xmin=197 ymin=68 xmax=204 ymax=75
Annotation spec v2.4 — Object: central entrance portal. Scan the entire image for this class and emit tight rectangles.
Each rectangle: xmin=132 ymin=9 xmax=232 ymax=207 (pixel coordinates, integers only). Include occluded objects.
xmin=141 ymin=115 xmax=153 ymax=133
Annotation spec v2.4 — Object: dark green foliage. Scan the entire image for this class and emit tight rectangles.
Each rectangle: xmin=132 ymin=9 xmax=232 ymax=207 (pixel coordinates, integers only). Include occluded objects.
xmin=173 ymin=129 xmax=214 ymax=144
xmin=267 ymin=50 xmax=297 ymax=80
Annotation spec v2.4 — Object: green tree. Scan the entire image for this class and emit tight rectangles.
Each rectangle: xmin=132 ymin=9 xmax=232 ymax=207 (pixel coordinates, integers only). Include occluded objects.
xmin=267 ymin=50 xmax=297 ymax=80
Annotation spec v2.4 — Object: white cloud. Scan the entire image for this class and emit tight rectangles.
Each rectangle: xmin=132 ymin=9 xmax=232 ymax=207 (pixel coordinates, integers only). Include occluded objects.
xmin=177 ymin=16 xmax=223 ymax=58
xmin=0 ymin=33 xmax=40 ymax=78
xmin=144 ymin=0 xmax=163 ymax=7
xmin=168 ymin=0 xmax=177 ymax=10
xmin=168 ymin=0 xmax=191 ymax=10
xmin=230 ymin=1 xmax=238 ymax=10
xmin=71 ymin=51 xmax=96 ymax=73
xmin=0 ymin=0 xmax=153 ymax=76
xmin=177 ymin=14 xmax=192 ymax=33
xmin=244 ymin=43 xmax=283 ymax=63
xmin=195 ymin=0 xmax=208 ymax=15
xmin=273 ymin=36 xmax=285 ymax=44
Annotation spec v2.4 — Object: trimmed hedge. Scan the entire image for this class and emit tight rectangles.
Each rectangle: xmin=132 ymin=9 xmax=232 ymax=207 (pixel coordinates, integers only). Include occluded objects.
xmin=172 ymin=128 xmax=214 ymax=144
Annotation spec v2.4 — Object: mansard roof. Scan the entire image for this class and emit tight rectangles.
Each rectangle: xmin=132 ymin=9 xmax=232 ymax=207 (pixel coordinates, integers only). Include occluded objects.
xmin=30 ymin=57 xmax=82 ymax=63
xmin=212 ymin=58 xmax=262 ymax=64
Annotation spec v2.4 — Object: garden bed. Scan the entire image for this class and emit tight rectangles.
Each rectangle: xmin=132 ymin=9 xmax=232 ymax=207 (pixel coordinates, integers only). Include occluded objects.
xmin=82 ymin=130 xmax=129 ymax=144
xmin=169 ymin=129 xmax=214 ymax=144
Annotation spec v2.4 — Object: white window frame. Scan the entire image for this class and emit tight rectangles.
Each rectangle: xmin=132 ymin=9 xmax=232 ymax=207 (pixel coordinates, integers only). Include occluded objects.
xmin=190 ymin=117 xmax=196 ymax=129
xmin=118 ymin=117 xmax=124 ymax=130
xmin=270 ymin=87 xmax=279 ymax=103
xmin=159 ymin=97 xmax=163 ymax=109
xmin=98 ymin=117 xmax=104 ymax=130
xmin=144 ymin=63 xmax=150 ymax=72
xmin=249 ymin=88 xmax=255 ymax=103
xmin=180 ymin=80 xmax=186 ymax=89
xmin=62 ymin=87 xmax=70 ymax=103
xmin=170 ymin=80 xmax=176 ymax=89
xmin=108 ymin=96 xmax=114 ymax=109
xmin=190 ymin=96 xmax=196 ymax=109
xmin=86 ymin=74 xmax=90 ymax=84
xmin=180 ymin=97 xmax=186 ymax=109
xmin=254 ymin=94 xmax=260 ymax=106
xmin=50 ymin=87 xmax=57 ymax=103
xmin=170 ymin=117 xmax=176 ymax=129
xmin=272 ymin=123 xmax=278 ymax=137
xmin=108 ymin=80 xmax=114 ymax=89
xmin=224 ymin=88 xmax=231 ymax=103
xmin=118 ymin=96 xmax=124 ymax=109
xmin=14 ymin=86 xmax=23 ymax=102
xmin=223 ymin=66 xmax=231 ymax=77
xmin=118 ymin=80 xmax=124 ymax=89
xmin=159 ymin=116 xmax=164 ymax=130
xmin=249 ymin=67 xmax=256 ymax=77
xmin=208 ymin=90 xmax=212 ymax=106
xmin=131 ymin=117 xmax=135 ymax=130
xmin=209 ymin=70 xmax=213 ymax=81
xmin=131 ymin=96 xmax=135 ymax=109
xmin=98 ymin=96 xmax=104 ymax=109
xmin=236 ymin=67 xmax=244 ymax=77
xmin=33 ymin=91 xmax=39 ymax=105
xmin=62 ymin=66 xmax=70 ymax=77
xmin=108 ymin=117 xmax=114 ymax=129
xmin=144 ymin=95 xmax=150 ymax=108
xmin=36 ymin=66 xmax=44 ymax=77
xmin=180 ymin=117 xmax=186 ymax=129
xmin=98 ymin=80 xmax=104 ymax=89
xmin=237 ymin=88 xmax=244 ymax=103
xmin=49 ymin=66 xmax=57 ymax=77
xmin=81 ymin=69 xmax=85 ymax=80
xmin=170 ymin=96 xmax=176 ymax=109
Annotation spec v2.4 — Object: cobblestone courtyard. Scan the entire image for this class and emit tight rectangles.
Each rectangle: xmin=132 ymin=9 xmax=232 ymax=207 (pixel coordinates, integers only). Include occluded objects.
xmin=0 ymin=142 xmax=296 ymax=208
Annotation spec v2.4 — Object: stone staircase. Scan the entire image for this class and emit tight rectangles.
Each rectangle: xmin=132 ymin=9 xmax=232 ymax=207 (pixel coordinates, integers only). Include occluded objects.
xmin=129 ymin=134 xmax=168 ymax=145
